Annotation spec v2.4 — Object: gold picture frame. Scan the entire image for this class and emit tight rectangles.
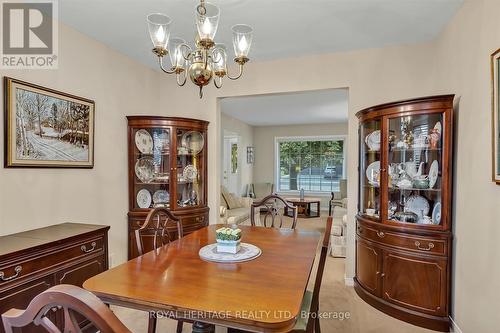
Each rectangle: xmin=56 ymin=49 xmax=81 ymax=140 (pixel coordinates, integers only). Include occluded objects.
xmin=4 ymin=77 xmax=95 ymax=168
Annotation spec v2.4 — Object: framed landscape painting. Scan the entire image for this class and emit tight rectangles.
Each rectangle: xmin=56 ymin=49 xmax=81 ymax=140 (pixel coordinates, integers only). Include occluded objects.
xmin=4 ymin=77 xmax=95 ymax=168
xmin=492 ymin=50 xmax=500 ymax=183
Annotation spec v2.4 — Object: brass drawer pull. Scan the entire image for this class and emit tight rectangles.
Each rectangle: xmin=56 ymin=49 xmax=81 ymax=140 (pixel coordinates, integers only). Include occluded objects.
xmin=357 ymin=226 xmax=363 ymax=234
xmin=376 ymin=231 xmax=385 ymax=238
xmin=0 ymin=265 xmax=22 ymax=282
xmin=415 ymin=241 xmax=434 ymax=251
xmin=81 ymin=242 xmax=97 ymax=253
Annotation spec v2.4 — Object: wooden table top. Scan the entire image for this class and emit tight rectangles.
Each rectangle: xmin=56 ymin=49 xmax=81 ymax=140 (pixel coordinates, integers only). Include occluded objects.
xmin=84 ymin=225 xmax=321 ymax=332
xmin=284 ymin=197 xmax=322 ymax=204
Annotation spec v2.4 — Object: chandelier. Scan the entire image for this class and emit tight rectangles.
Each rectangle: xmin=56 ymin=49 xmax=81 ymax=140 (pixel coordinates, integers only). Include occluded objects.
xmin=146 ymin=0 xmax=253 ymax=98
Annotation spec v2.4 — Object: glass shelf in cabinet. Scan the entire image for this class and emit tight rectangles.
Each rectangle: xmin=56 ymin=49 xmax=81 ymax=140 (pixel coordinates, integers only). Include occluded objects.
xmin=388 ymin=186 xmax=441 ymax=192
xmin=135 ymin=182 xmax=169 ymax=185
xmin=389 ymin=147 xmax=442 ymax=153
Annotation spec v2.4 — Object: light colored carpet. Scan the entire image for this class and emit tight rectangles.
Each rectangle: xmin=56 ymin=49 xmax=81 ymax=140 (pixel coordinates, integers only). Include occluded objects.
xmin=111 ymin=216 xmax=435 ymax=333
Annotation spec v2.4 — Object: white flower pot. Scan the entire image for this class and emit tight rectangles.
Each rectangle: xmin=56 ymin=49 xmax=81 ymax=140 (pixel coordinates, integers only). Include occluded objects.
xmin=216 ymin=239 xmax=241 ymax=254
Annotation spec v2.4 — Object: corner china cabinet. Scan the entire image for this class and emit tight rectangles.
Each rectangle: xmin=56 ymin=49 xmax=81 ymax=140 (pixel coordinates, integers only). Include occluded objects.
xmin=355 ymin=95 xmax=454 ymax=332
xmin=127 ymin=116 xmax=209 ymax=259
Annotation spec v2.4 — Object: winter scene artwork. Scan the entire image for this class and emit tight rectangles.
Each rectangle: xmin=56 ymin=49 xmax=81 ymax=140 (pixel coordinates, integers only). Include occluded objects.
xmin=5 ymin=78 xmax=95 ymax=168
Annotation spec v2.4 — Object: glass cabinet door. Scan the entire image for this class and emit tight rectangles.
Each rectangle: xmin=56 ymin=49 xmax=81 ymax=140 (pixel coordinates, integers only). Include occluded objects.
xmin=359 ymin=120 xmax=381 ymax=220
xmin=385 ymin=113 xmax=443 ymax=225
xmin=174 ymin=128 xmax=206 ymax=209
xmin=133 ymin=127 xmax=171 ymax=210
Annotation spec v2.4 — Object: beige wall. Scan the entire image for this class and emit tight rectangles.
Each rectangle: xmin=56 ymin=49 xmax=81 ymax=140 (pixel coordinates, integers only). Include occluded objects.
xmin=220 ymin=112 xmax=254 ymax=196
xmin=1 ymin=1 xmax=498 ymax=330
xmin=253 ymin=122 xmax=348 ymax=190
xmin=431 ymin=1 xmax=500 ymax=331
xmin=0 ymin=23 xmax=212 ymax=267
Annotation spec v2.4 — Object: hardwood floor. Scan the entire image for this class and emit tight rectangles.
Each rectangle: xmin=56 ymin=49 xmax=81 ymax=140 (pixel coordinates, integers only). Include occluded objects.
xmin=111 ymin=216 xmax=435 ymax=333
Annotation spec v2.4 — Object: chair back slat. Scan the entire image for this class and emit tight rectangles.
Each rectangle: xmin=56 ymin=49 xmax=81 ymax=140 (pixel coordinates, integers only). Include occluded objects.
xmin=135 ymin=207 xmax=183 ymax=256
xmin=311 ymin=217 xmax=333 ymax=314
xmin=250 ymin=194 xmax=298 ymax=229
xmin=2 ymin=285 xmax=131 ymax=333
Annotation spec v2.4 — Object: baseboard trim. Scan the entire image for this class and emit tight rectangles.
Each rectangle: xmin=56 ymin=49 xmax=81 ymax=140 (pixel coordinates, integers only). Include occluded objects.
xmin=344 ymin=276 xmax=354 ymax=287
xmin=449 ymin=316 xmax=462 ymax=333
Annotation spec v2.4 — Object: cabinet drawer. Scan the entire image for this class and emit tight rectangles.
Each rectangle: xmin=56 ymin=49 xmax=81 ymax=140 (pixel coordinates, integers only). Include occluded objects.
xmin=181 ymin=214 xmax=207 ymax=234
xmin=0 ymin=236 xmax=104 ymax=287
xmin=357 ymin=224 xmax=447 ymax=256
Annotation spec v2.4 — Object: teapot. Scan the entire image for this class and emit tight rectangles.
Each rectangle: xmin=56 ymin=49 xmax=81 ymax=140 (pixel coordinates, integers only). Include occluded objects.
xmin=404 ymin=161 xmax=424 ymax=179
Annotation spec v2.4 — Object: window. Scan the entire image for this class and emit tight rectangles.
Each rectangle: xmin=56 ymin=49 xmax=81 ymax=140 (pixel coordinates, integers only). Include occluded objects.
xmin=275 ymin=136 xmax=346 ymax=193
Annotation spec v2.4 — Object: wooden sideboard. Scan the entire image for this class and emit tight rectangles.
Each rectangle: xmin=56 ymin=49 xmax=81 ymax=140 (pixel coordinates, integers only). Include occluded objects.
xmin=0 ymin=223 xmax=109 ymax=333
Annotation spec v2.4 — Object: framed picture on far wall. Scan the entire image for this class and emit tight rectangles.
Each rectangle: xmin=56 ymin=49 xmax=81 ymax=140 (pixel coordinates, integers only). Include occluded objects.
xmin=491 ymin=49 xmax=500 ymax=183
xmin=4 ymin=77 xmax=95 ymax=168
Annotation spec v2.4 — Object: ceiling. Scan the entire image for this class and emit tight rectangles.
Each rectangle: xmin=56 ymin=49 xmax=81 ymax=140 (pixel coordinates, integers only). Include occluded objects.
xmin=220 ymin=89 xmax=348 ymax=126
xmin=59 ymin=0 xmax=464 ymax=69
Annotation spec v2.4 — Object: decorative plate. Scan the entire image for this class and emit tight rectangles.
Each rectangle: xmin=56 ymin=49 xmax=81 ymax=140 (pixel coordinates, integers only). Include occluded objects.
xmin=135 ymin=129 xmax=153 ymax=154
xmin=199 ymin=243 xmax=262 ymax=263
xmin=181 ymin=131 xmax=204 ymax=155
xmin=429 ymin=160 xmax=439 ymax=189
xmin=136 ymin=189 xmax=152 ymax=209
xmin=153 ymin=190 xmax=169 ymax=205
xmin=405 ymin=195 xmax=430 ymax=218
xmin=434 ymin=121 xmax=442 ymax=135
xmin=135 ymin=157 xmax=155 ymax=183
xmin=432 ymin=202 xmax=441 ymax=225
xmin=183 ymin=164 xmax=198 ymax=182
xmin=365 ymin=161 xmax=380 ymax=184
xmin=365 ymin=130 xmax=381 ymax=151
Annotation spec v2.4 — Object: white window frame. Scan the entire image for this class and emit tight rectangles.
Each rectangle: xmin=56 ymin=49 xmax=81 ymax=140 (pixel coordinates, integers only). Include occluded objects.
xmin=274 ymin=135 xmax=347 ymax=196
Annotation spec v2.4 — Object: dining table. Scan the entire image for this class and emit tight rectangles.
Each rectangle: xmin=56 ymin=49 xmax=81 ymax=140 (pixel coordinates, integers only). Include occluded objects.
xmin=83 ymin=224 xmax=321 ymax=333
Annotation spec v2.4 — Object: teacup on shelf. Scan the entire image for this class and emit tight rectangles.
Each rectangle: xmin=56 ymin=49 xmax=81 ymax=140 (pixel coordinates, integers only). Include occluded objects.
xmin=413 ymin=176 xmax=430 ymax=189
xmin=365 ymin=208 xmax=376 ymax=216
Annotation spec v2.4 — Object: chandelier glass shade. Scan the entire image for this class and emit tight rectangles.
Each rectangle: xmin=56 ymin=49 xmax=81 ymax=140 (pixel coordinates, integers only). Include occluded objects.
xmin=146 ymin=0 xmax=253 ymax=98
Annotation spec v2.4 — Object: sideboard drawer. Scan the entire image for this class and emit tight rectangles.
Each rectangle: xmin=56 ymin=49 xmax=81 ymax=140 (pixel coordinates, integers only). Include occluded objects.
xmin=357 ymin=224 xmax=447 ymax=256
xmin=0 ymin=235 xmax=104 ymax=287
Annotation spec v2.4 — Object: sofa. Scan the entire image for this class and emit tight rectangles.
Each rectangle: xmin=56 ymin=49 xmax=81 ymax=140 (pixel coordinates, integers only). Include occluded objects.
xmin=220 ymin=186 xmax=253 ymax=225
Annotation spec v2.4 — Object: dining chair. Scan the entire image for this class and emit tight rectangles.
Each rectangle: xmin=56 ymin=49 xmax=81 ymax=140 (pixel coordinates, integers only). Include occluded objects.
xmin=1 ymin=284 xmax=131 ymax=333
xmin=135 ymin=206 xmax=183 ymax=256
xmin=229 ymin=217 xmax=333 ymax=333
xmin=250 ymin=194 xmax=298 ymax=229
xmin=290 ymin=216 xmax=332 ymax=333
xmin=134 ymin=207 xmax=184 ymax=333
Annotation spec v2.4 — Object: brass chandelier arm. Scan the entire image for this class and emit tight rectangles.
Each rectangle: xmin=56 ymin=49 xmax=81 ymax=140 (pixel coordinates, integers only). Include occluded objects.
xmin=179 ymin=44 xmax=194 ymax=61
xmin=226 ymin=63 xmax=244 ymax=80
xmin=214 ymin=76 xmax=223 ymax=89
xmin=176 ymin=71 xmax=187 ymax=86
xmin=158 ymin=57 xmax=176 ymax=74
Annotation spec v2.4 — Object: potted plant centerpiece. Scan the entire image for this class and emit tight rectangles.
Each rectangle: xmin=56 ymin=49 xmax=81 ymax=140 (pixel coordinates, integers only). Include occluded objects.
xmin=216 ymin=227 xmax=242 ymax=254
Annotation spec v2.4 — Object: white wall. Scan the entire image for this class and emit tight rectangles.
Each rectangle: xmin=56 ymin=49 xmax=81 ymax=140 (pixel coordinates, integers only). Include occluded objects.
xmin=253 ymin=122 xmax=348 ymax=186
xmin=220 ymin=112 xmax=254 ymax=196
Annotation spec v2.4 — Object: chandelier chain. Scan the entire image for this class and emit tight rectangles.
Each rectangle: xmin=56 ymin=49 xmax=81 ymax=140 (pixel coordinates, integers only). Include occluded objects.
xmin=197 ymin=0 xmax=206 ymax=16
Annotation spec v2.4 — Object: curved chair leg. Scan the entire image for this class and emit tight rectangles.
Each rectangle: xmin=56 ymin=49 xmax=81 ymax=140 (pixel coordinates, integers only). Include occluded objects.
xmin=176 ymin=319 xmax=183 ymax=333
xmin=147 ymin=317 xmax=157 ymax=333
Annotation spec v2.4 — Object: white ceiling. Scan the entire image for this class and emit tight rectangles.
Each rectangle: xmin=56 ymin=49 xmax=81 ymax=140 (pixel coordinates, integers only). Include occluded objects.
xmin=59 ymin=0 xmax=464 ymax=69
xmin=220 ymin=89 xmax=348 ymax=126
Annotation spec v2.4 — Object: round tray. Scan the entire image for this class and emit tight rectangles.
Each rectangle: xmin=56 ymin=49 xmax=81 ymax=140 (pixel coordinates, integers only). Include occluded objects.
xmin=199 ymin=243 xmax=262 ymax=263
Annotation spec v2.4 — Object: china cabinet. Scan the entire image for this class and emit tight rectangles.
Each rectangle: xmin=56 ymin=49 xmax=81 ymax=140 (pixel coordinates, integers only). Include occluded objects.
xmin=355 ymin=95 xmax=454 ymax=332
xmin=127 ymin=116 xmax=209 ymax=259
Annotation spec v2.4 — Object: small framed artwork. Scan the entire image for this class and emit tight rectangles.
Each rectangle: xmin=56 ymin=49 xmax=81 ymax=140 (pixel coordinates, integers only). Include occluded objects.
xmin=247 ymin=146 xmax=254 ymax=164
xmin=4 ymin=77 xmax=95 ymax=168
xmin=492 ymin=49 xmax=500 ymax=183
